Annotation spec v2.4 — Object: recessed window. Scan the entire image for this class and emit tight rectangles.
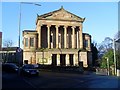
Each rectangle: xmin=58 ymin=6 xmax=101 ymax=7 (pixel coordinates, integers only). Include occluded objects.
xmin=85 ymin=40 xmax=88 ymax=48
xmin=25 ymin=38 xmax=28 ymax=47
xmin=30 ymin=38 xmax=34 ymax=47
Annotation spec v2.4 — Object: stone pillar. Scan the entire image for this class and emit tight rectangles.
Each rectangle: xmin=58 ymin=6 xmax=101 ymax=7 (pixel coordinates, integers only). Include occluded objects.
xmin=28 ymin=37 xmax=30 ymax=48
xmin=72 ymin=26 xmax=75 ymax=48
xmin=66 ymin=54 xmax=69 ymax=66
xmin=64 ymin=26 xmax=67 ymax=48
xmin=79 ymin=25 xmax=83 ymax=49
xmin=56 ymin=25 xmax=59 ymax=48
xmin=38 ymin=25 xmax=41 ymax=48
xmin=34 ymin=37 xmax=36 ymax=48
xmin=47 ymin=25 xmax=50 ymax=48
xmin=77 ymin=30 xmax=79 ymax=49
xmin=57 ymin=54 xmax=60 ymax=66
xmin=51 ymin=33 xmax=53 ymax=48
xmin=58 ymin=33 xmax=61 ymax=48
xmin=88 ymin=37 xmax=91 ymax=51
xmin=73 ymin=54 xmax=76 ymax=66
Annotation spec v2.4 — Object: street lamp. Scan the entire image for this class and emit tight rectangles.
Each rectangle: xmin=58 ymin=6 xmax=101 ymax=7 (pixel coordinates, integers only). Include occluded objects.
xmin=18 ymin=2 xmax=41 ymax=48
xmin=113 ymin=39 xmax=117 ymax=75
xmin=105 ymin=57 xmax=109 ymax=75
xmin=18 ymin=2 xmax=41 ymax=75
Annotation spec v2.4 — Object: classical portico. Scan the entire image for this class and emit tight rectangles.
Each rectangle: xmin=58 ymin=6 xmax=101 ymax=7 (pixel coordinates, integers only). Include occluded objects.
xmin=23 ymin=6 xmax=92 ymax=68
xmin=37 ymin=24 xmax=83 ymax=49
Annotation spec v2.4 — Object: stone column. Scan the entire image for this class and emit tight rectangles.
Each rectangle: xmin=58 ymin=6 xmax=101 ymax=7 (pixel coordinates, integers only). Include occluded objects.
xmin=56 ymin=25 xmax=59 ymax=48
xmin=57 ymin=54 xmax=60 ymax=66
xmin=51 ymin=33 xmax=53 ymax=48
xmin=34 ymin=37 xmax=36 ymax=48
xmin=88 ymin=37 xmax=91 ymax=51
xmin=28 ymin=37 xmax=30 ymax=48
xmin=77 ymin=30 xmax=79 ymax=49
xmin=58 ymin=33 xmax=61 ymax=48
xmin=72 ymin=26 xmax=75 ymax=48
xmin=47 ymin=25 xmax=50 ymax=48
xmin=79 ymin=25 xmax=83 ymax=49
xmin=64 ymin=26 xmax=67 ymax=48
xmin=73 ymin=54 xmax=76 ymax=66
xmin=38 ymin=25 xmax=41 ymax=48
xmin=66 ymin=54 xmax=69 ymax=66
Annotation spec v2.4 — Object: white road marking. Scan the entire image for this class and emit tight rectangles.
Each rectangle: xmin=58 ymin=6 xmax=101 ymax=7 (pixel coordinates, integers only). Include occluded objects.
xmin=22 ymin=78 xmax=37 ymax=88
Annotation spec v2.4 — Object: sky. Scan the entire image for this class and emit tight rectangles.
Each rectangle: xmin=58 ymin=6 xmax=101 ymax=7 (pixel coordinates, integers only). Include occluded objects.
xmin=1 ymin=1 xmax=118 ymax=48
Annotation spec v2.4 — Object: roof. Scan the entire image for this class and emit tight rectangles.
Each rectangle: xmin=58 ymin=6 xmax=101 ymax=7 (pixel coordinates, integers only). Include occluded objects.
xmin=2 ymin=47 xmax=23 ymax=51
xmin=23 ymin=30 xmax=36 ymax=32
xmin=83 ymin=33 xmax=91 ymax=37
xmin=36 ymin=6 xmax=85 ymax=24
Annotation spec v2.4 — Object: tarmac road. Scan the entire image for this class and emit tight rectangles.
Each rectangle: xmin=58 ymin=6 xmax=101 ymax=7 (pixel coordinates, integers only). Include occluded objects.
xmin=2 ymin=70 xmax=120 ymax=89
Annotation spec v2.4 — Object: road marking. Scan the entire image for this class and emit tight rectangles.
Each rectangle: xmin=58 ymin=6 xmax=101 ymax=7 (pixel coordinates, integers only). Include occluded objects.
xmin=22 ymin=78 xmax=37 ymax=88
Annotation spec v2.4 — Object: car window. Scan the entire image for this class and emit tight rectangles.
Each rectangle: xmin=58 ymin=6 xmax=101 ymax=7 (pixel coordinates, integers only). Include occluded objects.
xmin=23 ymin=65 xmax=35 ymax=69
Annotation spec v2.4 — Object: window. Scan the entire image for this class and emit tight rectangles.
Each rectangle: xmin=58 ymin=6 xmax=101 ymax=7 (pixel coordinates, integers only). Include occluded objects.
xmin=25 ymin=38 xmax=28 ymax=47
xmin=85 ymin=40 xmax=88 ymax=48
xmin=30 ymin=38 xmax=34 ymax=47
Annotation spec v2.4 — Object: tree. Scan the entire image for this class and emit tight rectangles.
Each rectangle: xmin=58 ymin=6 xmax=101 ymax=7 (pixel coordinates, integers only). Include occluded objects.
xmin=3 ymin=39 xmax=14 ymax=63
xmin=100 ymin=49 xmax=114 ymax=68
xmin=3 ymin=39 xmax=13 ymax=48
xmin=97 ymin=37 xmax=113 ymax=59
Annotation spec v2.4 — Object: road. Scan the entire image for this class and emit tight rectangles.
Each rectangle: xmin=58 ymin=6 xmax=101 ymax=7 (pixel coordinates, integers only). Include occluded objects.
xmin=2 ymin=71 xmax=120 ymax=89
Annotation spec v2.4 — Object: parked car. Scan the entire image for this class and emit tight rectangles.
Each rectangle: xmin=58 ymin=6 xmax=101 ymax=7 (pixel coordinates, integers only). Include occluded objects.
xmin=20 ymin=64 xmax=39 ymax=76
xmin=2 ymin=63 xmax=19 ymax=73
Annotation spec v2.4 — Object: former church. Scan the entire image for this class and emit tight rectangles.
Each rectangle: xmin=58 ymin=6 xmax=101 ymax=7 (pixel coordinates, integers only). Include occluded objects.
xmin=23 ymin=6 xmax=92 ymax=68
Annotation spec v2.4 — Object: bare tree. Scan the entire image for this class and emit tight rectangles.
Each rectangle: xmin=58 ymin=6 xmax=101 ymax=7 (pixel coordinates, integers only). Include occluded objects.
xmin=97 ymin=37 xmax=113 ymax=59
xmin=3 ymin=39 xmax=13 ymax=48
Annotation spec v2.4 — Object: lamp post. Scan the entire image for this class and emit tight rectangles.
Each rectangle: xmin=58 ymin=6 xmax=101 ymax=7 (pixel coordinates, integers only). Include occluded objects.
xmin=105 ymin=57 xmax=109 ymax=75
xmin=113 ymin=39 xmax=117 ymax=75
xmin=18 ymin=2 xmax=41 ymax=48
xmin=18 ymin=2 xmax=41 ymax=75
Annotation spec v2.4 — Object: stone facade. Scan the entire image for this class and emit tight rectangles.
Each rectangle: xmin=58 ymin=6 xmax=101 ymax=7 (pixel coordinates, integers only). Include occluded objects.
xmin=23 ymin=7 xmax=92 ymax=68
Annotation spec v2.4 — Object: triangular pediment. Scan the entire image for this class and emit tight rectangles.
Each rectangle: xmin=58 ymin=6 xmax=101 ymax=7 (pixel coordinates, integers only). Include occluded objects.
xmin=38 ymin=6 xmax=85 ymax=22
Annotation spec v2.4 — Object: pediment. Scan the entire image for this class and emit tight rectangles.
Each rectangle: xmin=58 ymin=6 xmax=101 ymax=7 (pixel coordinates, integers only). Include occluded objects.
xmin=38 ymin=7 xmax=85 ymax=22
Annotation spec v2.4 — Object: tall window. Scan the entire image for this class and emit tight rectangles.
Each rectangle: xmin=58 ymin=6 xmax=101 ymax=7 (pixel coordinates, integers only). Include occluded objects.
xmin=25 ymin=38 xmax=28 ymax=47
xmin=85 ymin=40 xmax=88 ymax=48
xmin=30 ymin=38 xmax=34 ymax=47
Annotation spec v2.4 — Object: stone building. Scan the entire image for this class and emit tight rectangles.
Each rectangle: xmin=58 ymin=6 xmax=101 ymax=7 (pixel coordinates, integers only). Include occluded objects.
xmin=1 ymin=47 xmax=23 ymax=65
xmin=23 ymin=7 xmax=92 ymax=68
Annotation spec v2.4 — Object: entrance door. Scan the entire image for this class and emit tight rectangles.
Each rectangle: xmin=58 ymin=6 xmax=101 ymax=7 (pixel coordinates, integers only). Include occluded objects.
xmin=60 ymin=54 xmax=66 ymax=66
xmin=69 ymin=54 xmax=73 ymax=66
xmin=52 ymin=54 xmax=57 ymax=66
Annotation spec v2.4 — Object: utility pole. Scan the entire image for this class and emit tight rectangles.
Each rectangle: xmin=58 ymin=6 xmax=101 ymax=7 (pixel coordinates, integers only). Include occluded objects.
xmin=113 ymin=39 xmax=117 ymax=75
